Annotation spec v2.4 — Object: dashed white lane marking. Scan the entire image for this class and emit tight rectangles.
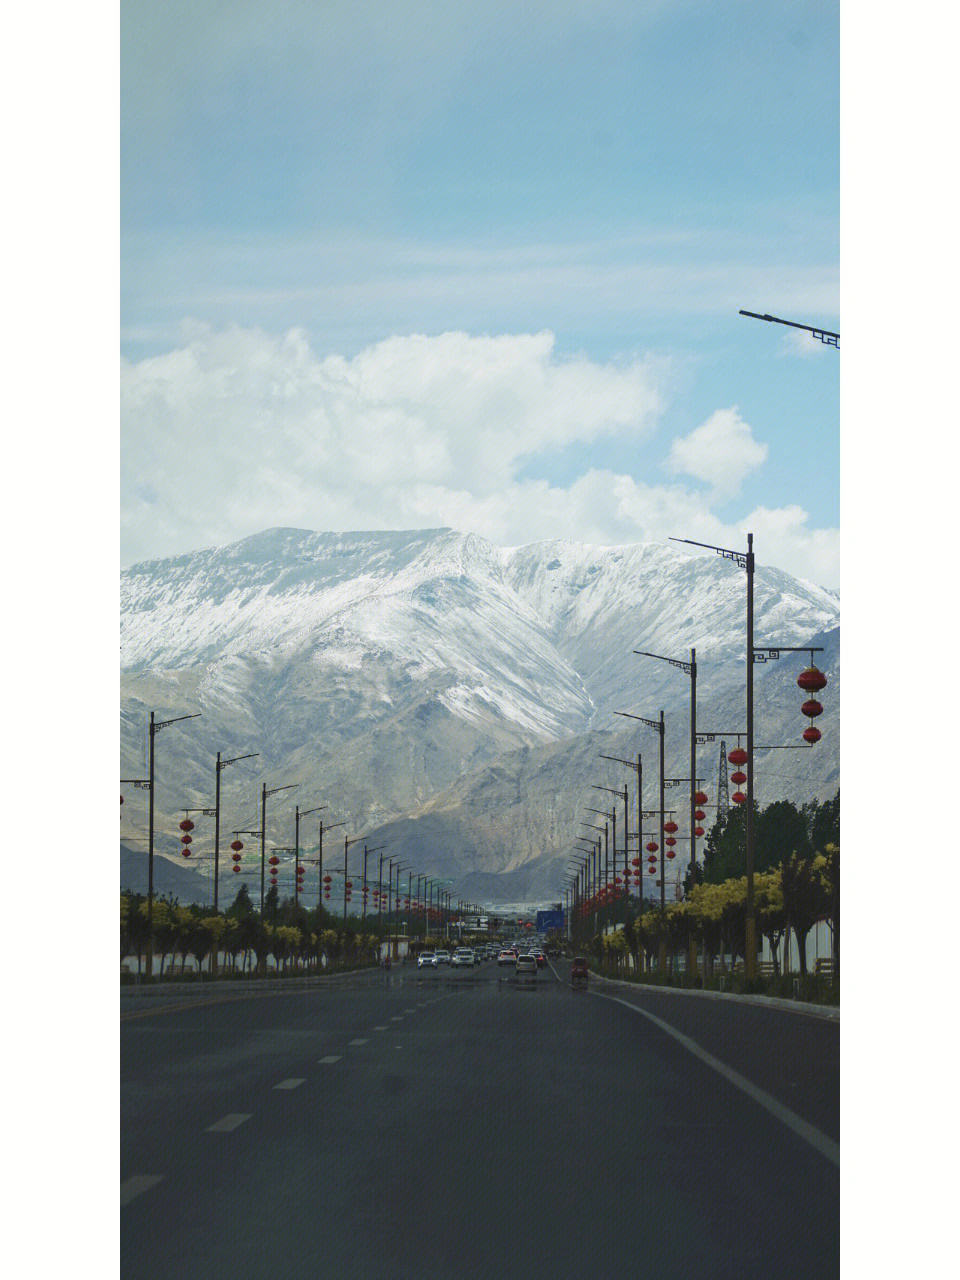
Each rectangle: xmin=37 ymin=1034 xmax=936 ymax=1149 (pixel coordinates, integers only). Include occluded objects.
xmin=349 ymin=1038 xmax=368 ymax=1046
xmin=206 ymin=1113 xmax=251 ymax=1132
xmin=390 ymin=1016 xmax=403 ymax=1021
xmin=273 ymin=1078 xmax=306 ymax=1090
xmin=319 ymin=1055 xmax=341 ymax=1064
xmin=372 ymin=1025 xmax=388 ymax=1031
xmin=405 ymin=1008 xmax=417 ymax=1013
xmin=121 ymin=1175 xmax=163 ymax=1206
xmin=592 ymin=991 xmax=840 ymax=1167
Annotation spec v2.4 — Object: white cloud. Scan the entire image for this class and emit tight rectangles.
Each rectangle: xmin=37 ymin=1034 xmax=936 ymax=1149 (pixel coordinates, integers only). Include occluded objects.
xmin=121 ymin=325 xmax=838 ymax=587
xmin=666 ymin=407 xmax=768 ymax=499
xmin=779 ymin=328 xmax=831 ymax=358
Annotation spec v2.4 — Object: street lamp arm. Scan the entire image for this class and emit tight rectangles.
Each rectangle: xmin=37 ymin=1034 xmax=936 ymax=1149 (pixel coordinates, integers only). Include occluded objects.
xmin=738 ymin=309 xmax=839 ymax=346
xmin=155 ymin=712 xmax=202 ymax=731
xmin=220 ymin=752 xmax=259 ymax=770
xmin=669 ymin=535 xmax=748 ymax=570
xmin=633 ymin=649 xmax=693 ymax=674
xmin=615 ymin=711 xmax=663 ymax=732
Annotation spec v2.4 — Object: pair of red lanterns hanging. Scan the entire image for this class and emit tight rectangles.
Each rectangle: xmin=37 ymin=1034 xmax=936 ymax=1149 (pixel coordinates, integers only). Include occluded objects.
xmin=798 ymin=665 xmax=827 ymax=744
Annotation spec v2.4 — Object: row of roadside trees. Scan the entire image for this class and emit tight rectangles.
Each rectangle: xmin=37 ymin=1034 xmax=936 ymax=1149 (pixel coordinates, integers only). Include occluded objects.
xmin=121 ymin=883 xmax=386 ymax=979
xmin=578 ymin=791 xmax=839 ymax=992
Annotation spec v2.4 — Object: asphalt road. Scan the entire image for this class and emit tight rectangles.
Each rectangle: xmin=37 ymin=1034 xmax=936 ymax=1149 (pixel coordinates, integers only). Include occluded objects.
xmin=121 ymin=958 xmax=839 ymax=1278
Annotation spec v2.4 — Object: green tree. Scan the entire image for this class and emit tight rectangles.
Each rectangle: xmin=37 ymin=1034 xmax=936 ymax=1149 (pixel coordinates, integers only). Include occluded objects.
xmin=756 ymin=800 xmax=811 ymax=872
xmin=780 ymin=853 xmax=828 ymax=975
xmin=226 ymin=883 xmax=254 ymax=919
xmin=755 ymin=871 xmax=786 ymax=975
xmin=819 ymin=842 xmax=839 ymax=981
xmin=805 ymin=790 xmax=840 ymax=853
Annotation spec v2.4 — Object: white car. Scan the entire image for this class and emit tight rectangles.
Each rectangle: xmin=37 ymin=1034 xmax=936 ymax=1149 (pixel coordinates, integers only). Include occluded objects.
xmin=435 ymin=950 xmax=451 ymax=965
xmin=417 ymin=951 xmax=437 ymax=969
xmin=451 ymin=948 xmax=474 ymax=968
xmin=515 ymin=954 xmax=538 ymax=980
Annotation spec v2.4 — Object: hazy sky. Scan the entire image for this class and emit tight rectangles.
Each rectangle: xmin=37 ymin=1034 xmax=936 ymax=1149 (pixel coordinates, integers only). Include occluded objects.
xmin=121 ymin=0 xmax=839 ymax=585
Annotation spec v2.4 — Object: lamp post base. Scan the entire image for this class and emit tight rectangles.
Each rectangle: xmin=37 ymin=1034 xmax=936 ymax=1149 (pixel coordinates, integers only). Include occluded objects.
xmin=745 ymin=916 xmax=757 ymax=980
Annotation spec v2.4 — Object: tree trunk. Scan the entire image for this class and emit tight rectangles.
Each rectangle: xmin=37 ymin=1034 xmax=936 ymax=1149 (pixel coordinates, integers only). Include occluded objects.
xmin=796 ymin=927 xmax=809 ymax=976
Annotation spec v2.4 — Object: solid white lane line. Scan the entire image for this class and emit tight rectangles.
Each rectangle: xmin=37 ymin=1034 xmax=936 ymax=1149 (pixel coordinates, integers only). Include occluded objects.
xmin=319 ymin=1055 xmax=341 ymax=1063
xmin=349 ymin=1038 xmax=368 ymax=1046
xmin=592 ymin=992 xmax=840 ymax=1167
xmin=206 ymin=1113 xmax=252 ymax=1133
xmin=121 ymin=1175 xmax=163 ymax=1206
xmin=273 ymin=1078 xmax=306 ymax=1090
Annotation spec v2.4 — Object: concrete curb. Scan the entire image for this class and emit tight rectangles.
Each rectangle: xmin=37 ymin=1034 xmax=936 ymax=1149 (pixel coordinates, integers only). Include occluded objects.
xmin=119 ymin=967 xmax=382 ymax=999
xmin=588 ymin=969 xmax=840 ymax=1022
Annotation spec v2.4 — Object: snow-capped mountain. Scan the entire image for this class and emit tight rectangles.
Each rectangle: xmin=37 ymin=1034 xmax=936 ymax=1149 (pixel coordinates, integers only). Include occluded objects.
xmin=120 ymin=528 xmax=839 ymax=899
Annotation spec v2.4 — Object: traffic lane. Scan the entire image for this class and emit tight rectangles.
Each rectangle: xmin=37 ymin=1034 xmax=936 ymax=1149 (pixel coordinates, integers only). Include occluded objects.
xmin=555 ymin=959 xmax=839 ymax=1141
xmin=121 ymin=974 xmax=455 ymax=1173
xmin=123 ymin=961 xmax=836 ymax=1279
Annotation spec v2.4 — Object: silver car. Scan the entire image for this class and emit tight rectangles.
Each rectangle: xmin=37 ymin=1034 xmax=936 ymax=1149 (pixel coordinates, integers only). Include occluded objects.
xmin=515 ymin=954 xmax=538 ymax=980
xmin=417 ymin=951 xmax=437 ymax=969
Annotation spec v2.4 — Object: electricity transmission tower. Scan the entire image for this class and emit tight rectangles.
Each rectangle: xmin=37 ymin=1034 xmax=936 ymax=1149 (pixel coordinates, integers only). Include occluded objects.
xmin=718 ymin=740 xmax=730 ymax=822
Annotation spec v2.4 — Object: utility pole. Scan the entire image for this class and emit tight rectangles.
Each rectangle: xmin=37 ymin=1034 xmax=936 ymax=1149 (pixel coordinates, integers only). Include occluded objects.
xmin=294 ymin=804 xmax=324 ymax=908
xmin=140 ymin=710 xmax=200 ymax=980
xmin=214 ymin=751 xmax=258 ymax=915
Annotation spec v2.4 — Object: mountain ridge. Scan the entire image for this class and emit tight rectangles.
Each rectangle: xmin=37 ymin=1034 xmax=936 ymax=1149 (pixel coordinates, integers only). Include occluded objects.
xmin=120 ymin=527 xmax=839 ymax=900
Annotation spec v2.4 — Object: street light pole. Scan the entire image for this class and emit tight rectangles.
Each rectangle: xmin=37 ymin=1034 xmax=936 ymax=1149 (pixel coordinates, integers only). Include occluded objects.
xmin=142 ymin=710 xmax=201 ymax=980
xmin=260 ymin=782 xmax=296 ymax=915
xmin=294 ymin=805 xmax=324 ymax=908
xmin=214 ymin=752 xmax=258 ymax=915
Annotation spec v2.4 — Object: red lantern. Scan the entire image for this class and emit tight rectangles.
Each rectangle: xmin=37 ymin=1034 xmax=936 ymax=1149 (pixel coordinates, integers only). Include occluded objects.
xmin=323 ymin=875 xmax=332 ymax=884
xmin=728 ymin=748 xmax=748 ymax=766
xmin=181 ymin=850 xmax=191 ymax=858
xmin=802 ymin=699 xmax=824 ymax=718
xmin=694 ymin=790 xmax=708 ymax=805
xmin=732 ymin=791 xmax=746 ymax=804
xmin=232 ymin=865 xmax=240 ymax=874
xmin=695 ymin=826 xmax=705 ymax=837
xmin=664 ymin=820 xmax=678 ymax=834
xmin=731 ymin=771 xmax=746 ymax=785
xmin=231 ymin=853 xmax=242 ymax=863
xmin=694 ymin=809 xmax=705 ymax=821
xmin=647 ymin=854 xmax=657 ymax=864
xmin=179 ymin=819 xmax=194 ymax=832
xmin=230 ymin=840 xmax=243 ymax=852
xmin=646 ymin=841 xmax=658 ymax=853
xmin=324 ymin=892 xmax=330 ymax=900
xmin=803 ymin=725 xmax=822 ymax=744
xmin=797 ymin=666 xmax=827 ymax=693
xmin=666 ymin=851 xmax=675 ymax=860
xmin=631 ymin=858 xmax=641 ymax=867
xmin=180 ymin=834 xmax=192 ymax=845
xmin=268 ymin=855 xmax=279 ymax=866
xmin=345 ymin=881 xmax=353 ymax=890
xmin=665 ymin=837 xmax=676 ymax=847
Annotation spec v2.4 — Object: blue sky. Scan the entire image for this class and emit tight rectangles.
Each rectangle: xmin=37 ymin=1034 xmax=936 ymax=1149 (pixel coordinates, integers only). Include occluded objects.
xmin=121 ymin=1 xmax=839 ymax=582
